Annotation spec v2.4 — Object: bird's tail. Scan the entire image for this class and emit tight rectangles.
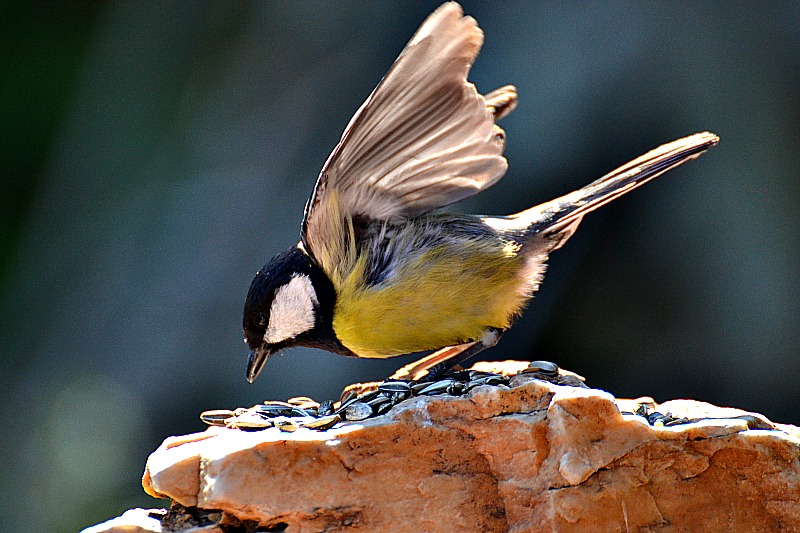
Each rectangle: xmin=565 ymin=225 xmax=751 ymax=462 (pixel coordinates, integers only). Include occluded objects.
xmin=516 ymin=131 xmax=719 ymax=248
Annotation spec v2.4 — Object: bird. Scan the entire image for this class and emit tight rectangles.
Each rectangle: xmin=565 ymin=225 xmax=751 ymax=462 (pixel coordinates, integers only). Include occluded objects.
xmin=242 ymin=2 xmax=718 ymax=384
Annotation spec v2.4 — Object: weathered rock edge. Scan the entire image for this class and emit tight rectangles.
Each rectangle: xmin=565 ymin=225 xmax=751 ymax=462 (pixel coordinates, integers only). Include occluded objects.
xmin=85 ymin=366 xmax=800 ymax=532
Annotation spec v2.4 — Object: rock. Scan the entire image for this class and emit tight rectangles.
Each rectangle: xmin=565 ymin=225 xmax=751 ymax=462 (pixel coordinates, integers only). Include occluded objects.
xmin=87 ymin=362 xmax=800 ymax=532
xmin=80 ymin=508 xmax=164 ymax=533
xmin=82 ymin=506 xmax=223 ymax=533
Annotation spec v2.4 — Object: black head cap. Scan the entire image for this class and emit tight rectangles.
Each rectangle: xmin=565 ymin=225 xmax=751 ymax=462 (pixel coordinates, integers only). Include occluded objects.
xmin=242 ymin=245 xmax=342 ymax=383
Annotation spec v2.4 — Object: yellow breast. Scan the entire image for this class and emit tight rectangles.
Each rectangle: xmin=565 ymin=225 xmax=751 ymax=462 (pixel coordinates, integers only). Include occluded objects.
xmin=332 ymin=240 xmax=529 ymax=358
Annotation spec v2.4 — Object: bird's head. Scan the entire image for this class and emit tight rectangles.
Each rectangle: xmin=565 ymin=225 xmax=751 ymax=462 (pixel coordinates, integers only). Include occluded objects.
xmin=243 ymin=245 xmax=332 ymax=383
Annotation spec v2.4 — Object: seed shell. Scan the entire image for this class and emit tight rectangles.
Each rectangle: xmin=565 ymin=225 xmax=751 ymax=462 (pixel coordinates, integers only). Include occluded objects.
xmin=344 ymin=402 xmax=373 ymax=421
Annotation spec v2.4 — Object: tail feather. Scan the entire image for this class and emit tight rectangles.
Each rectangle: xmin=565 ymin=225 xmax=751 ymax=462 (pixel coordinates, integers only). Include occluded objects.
xmin=520 ymin=131 xmax=719 ymax=248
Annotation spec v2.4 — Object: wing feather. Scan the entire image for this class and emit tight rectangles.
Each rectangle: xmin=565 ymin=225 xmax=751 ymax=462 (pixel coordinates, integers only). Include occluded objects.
xmin=303 ymin=3 xmax=512 ymax=270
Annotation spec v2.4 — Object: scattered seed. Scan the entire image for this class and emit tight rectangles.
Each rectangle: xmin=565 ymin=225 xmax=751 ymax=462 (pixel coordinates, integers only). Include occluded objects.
xmin=447 ymin=381 xmax=465 ymax=395
xmin=336 ymin=394 xmax=362 ymax=415
xmin=255 ymin=404 xmax=309 ymax=417
xmin=411 ymin=381 xmax=432 ymax=394
xmin=376 ymin=401 xmax=394 ymax=415
xmin=527 ymin=360 xmax=559 ymax=375
xmin=378 ymin=381 xmax=412 ymax=394
xmin=274 ymin=418 xmax=299 ymax=432
xmin=264 ymin=400 xmax=294 ymax=408
xmin=231 ymin=412 xmax=273 ymax=430
xmin=339 ymin=389 xmax=359 ymax=406
xmin=200 ymin=409 xmax=236 ymax=426
xmin=201 ymin=361 xmax=578 ymax=431
xmin=736 ymin=414 xmax=775 ymax=430
xmin=287 ymin=396 xmax=316 ymax=406
xmin=344 ymin=402 xmax=373 ymax=421
xmin=417 ymin=380 xmax=453 ymax=395
xmin=301 ymin=414 xmax=341 ymax=430
xmin=366 ymin=393 xmax=392 ymax=408
xmin=287 ymin=397 xmax=320 ymax=411
xmin=318 ymin=400 xmax=335 ymax=417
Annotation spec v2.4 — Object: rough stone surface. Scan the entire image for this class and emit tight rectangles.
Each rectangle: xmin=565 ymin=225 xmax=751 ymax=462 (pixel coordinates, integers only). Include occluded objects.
xmin=89 ymin=362 xmax=800 ymax=532
xmin=81 ymin=508 xmax=164 ymax=533
xmin=81 ymin=506 xmax=224 ymax=533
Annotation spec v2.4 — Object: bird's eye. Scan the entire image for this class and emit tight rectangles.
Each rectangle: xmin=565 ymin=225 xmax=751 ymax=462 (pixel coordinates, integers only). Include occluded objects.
xmin=255 ymin=312 xmax=268 ymax=327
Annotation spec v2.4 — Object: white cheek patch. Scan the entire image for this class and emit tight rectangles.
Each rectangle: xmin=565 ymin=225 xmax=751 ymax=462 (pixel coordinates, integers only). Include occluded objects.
xmin=264 ymin=274 xmax=319 ymax=344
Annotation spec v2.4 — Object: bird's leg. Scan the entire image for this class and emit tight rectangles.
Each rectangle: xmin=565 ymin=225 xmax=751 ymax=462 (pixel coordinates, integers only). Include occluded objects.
xmin=389 ymin=344 xmax=476 ymax=381
xmin=425 ymin=328 xmax=503 ymax=380
xmin=390 ymin=328 xmax=504 ymax=382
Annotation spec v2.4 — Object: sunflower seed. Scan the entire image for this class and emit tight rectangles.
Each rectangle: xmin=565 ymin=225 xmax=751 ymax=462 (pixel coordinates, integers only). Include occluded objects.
xmin=200 ymin=409 xmax=236 ymax=426
xmin=287 ymin=396 xmax=317 ymax=406
xmin=344 ymin=402 xmax=373 ymax=421
xmin=387 ymin=390 xmax=410 ymax=403
xmin=201 ymin=361 xmax=546 ymax=431
xmin=469 ymin=375 xmax=508 ymax=388
xmin=301 ymin=414 xmax=341 ymax=430
xmin=735 ymin=414 xmax=775 ymax=430
xmin=287 ymin=397 xmax=320 ymax=410
xmin=358 ymin=390 xmax=381 ymax=404
xmin=417 ymin=380 xmax=454 ymax=395
xmin=263 ymin=400 xmax=294 ymax=408
xmin=527 ymin=360 xmax=559 ymax=375
xmin=376 ymin=401 xmax=394 ymax=415
xmin=378 ymin=381 xmax=412 ymax=394
xmin=255 ymin=404 xmax=310 ymax=418
xmin=446 ymin=370 xmax=472 ymax=381
xmin=411 ymin=381 xmax=433 ymax=394
xmin=318 ymin=400 xmax=335 ymax=417
xmin=336 ymin=394 xmax=362 ymax=414
xmin=339 ymin=389 xmax=360 ymax=406
xmin=447 ymin=381 xmax=466 ymax=395
xmin=231 ymin=412 xmax=273 ymax=430
xmin=366 ymin=393 xmax=392 ymax=408
xmin=663 ymin=417 xmax=692 ymax=427
xmin=483 ymin=375 xmax=508 ymax=386
xmin=274 ymin=417 xmax=299 ymax=432
xmin=645 ymin=411 xmax=692 ymax=427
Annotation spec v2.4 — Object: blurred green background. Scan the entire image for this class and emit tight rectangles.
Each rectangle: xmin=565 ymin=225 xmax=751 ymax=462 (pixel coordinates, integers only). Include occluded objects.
xmin=2 ymin=1 xmax=798 ymax=531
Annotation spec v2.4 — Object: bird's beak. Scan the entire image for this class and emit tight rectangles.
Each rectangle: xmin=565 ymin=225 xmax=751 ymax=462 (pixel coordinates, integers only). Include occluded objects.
xmin=246 ymin=347 xmax=271 ymax=383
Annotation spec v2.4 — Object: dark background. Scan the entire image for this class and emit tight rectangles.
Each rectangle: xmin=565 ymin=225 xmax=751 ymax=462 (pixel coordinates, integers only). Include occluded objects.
xmin=2 ymin=2 xmax=798 ymax=531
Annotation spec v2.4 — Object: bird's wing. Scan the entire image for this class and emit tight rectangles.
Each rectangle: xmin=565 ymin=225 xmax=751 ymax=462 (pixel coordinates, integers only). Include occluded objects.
xmin=302 ymin=2 xmax=510 ymax=270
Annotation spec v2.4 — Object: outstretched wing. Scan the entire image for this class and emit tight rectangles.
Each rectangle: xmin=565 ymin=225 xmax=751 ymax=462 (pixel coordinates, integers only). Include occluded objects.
xmin=302 ymin=2 xmax=511 ymax=272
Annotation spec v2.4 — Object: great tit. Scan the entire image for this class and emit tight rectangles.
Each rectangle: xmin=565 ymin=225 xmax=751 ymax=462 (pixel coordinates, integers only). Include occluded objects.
xmin=242 ymin=2 xmax=718 ymax=383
